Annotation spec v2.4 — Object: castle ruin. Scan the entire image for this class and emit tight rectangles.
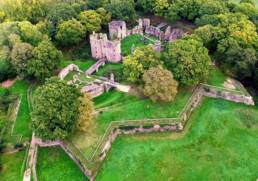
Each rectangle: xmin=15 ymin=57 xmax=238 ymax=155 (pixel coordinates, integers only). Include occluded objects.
xmin=90 ymin=18 xmax=185 ymax=63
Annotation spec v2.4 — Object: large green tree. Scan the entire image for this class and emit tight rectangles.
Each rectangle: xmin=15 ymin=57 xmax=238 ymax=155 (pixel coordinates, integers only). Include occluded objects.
xmin=18 ymin=21 xmax=44 ymax=46
xmin=166 ymin=0 xmax=228 ymax=22
xmin=137 ymin=0 xmax=155 ymax=13
xmin=105 ymin=0 xmax=136 ymax=22
xmin=143 ymin=66 xmax=178 ymax=103
xmin=32 ymin=77 xmax=80 ymax=140
xmin=123 ymin=45 xmax=162 ymax=83
xmin=164 ymin=38 xmax=211 ymax=86
xmin=79 ymin=10 xmax=102 ymax=33
xmin=56 ymin=19 xmax=86 ymax=46
xmin=28 ymin=40 xmax=62 ymax=81
xmin=46 ymin=2 xmax=77 ymax=25
xmin=10 ymin=42 xmax=33 ymax=77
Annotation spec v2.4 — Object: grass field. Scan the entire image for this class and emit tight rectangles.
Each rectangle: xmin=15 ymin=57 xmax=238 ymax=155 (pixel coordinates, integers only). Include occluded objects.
xmin=0 ymin=150 xmax=27 ymax=181
xmin=96 ymin=89 xmax=192 ymax=124
xmin=93 ymin=63 xmax=123 ymax=77
xmin=121 ymin=34 xmax=152 ymax=56
xmin=0 ymin=80 xmax=31 ymax=142
xmin=96 ymin=98 xmax=258 ymax=181
xmin=71 ymin=89 xmax=192 ymax=159
xmin=36 ymin=146 xmax=87 ymax=181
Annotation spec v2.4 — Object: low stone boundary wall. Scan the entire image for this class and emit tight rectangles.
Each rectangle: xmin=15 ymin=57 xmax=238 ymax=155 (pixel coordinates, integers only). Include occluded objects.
xmin=201 ymin=84 xmax=254 ymax=105
xmin=27 ymin=83 xmax=255 ymax=181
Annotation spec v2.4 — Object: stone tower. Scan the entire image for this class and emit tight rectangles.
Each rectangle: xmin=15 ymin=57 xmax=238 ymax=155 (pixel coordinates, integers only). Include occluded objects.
xmin=90 ymin=33 xmax=108 ymax=60
xmin=108 ymin=21 xmax=127 ymax=40
xmin=90 ymin=32 xmax=122 ymax=63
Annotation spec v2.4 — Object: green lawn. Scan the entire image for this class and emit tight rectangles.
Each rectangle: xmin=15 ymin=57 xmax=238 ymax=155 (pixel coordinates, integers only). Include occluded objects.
xmin=36 ymin=146 xmax=87 ymax=181
xmin=93 ymin=91 xmax=131 ymax=109
xmin=0 ymin=150 xmax=27 ymax=181
xmin=206 ymin=67 xmax=227 ymax=87
xmin=0 ymin=80 xmax=31 ymax=142
xmin=93 ymin=63 xmax=123 ymax=77
xmin=70 ymin=89 xmax=192 ymax=160
xmin=60 ymin=59 xmax=96 ymax=71
xmin=96 ymin=98 xmax=258 ymax=181
xmin=96 ymin=89 xmax=192 ymax=124
xmin=121 ymin=34 xmax=150 ymax=56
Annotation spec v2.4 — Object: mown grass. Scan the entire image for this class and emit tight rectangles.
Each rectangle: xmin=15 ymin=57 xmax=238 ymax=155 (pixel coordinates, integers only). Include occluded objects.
xmin=0 ymin=150 xmax=26 ymax=181
xmin=96 ymin=98 xmax=258 ymax=181
xmin=71 ymin=89 xmax=192 ymax=159
xmin=96 ymin=89 xmax=192 ymax=124
xmin=0 ymin=80 xmax=31 ymax=142
xmin=121 ymin=34 xmax=149 ymax=56
xmin=93 ymin=63 xmax=123 ymax=77
xmin=206 ymin=67 xmax=227 ymax=87
xmin=36 ymin=146 xmax=87 ymax=181
xmin=93 ymin=91 xmax=130 ymax=109
xmin=60 ymin=59 xmax=96 ymax=71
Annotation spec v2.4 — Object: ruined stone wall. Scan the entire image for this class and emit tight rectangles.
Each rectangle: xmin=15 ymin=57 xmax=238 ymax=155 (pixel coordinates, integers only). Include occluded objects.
xmin=104 ymin=40 xmax=121 ymax=63
xmin=202 ymin=87 xmax=254 ymax=105
xmin=108 ymin=21 xmax=127 ymax=40
xmin=58 ymin=64 xmax=80 ymax=80
xmin=90 ymin=33 xmax=108 ymax=60
xmin=90 ymin=33 xmax=122 ymax=63
xmin=145 ymin=26 xmax=162 ymax=38
xmin=81 ymin=84 xmax=105 ymax=98
xmin=164 ymin=26 xmax=184 ymax=42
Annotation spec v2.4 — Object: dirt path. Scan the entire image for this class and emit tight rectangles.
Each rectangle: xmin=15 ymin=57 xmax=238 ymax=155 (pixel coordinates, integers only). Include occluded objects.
xmin=1 ymin=78 xmax=17 ymax=88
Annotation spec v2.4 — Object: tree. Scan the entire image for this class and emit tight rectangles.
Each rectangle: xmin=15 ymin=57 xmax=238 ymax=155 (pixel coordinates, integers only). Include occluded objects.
xmin=0 ymin=47 xmax=16 ymax=82
xmin=36 ymin=20 xmax=55 ymax=38
xmin=234 ymin=2 xmax=258 ymax=29
xmin=105 ymin=0 xmax=136 ymax=22
xmin=0 ymin=11 xmax=5 ymax=23
xmin=46 ymin=3 xmax=77 ymax=25
xmin=79 ymin=10 xmax=102 ymax=33
xmin=77 ymin=93 xmax=94 ymax=132
xmin=32 ymin=77 xmax=80 ymax=140
xmin=143 ymin=66 xmax=178 ymax=102
xmin=56 ymin=19 xmax=86 ymax=46
xmin=0 ymin=22 xmax=19 ymax=46
xmin=166 ymin=0 xmax=228 ymax=22
xmin=88 ymin=0 xmax=109 ymax=9
xmin=154 ymin=0 xmax=169 ymax=16
xmin=28 ymin=40 xmax=62 ymax=81
xmin=217 ymin=35 xmax=258 ymax=79
xmin=212 ymin=13 xmax=258 ymax=79
xmin=137 ymin=0 xmax=155 ymax=13
xmin=123 ymin=45 xmax=162 ymax=83
xmin=164 ymin=38 xmax=211 ymax=86
xmin=96 ymin=8 xmax=112 ymax=26
xmin=10 ymin=42 xmax=33 ymax=77
xmin=240 ymin=0 xmax=256 ymax=6
xmin=18 ymin=21 xmax=44 ymax=46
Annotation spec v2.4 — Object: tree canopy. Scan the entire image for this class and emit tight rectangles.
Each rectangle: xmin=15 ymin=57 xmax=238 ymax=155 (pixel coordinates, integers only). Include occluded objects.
xmin=79 ymin=10 xmax=102 ymax=33
xmin=123 ymin=45 xmax=162 ymax=83
xmin=143 ymin=66 xmax=178 ymax=102
xmin=32 ymin=77 xmax=81 ymax=140
xmin=164 ymin=38 xmax=211 ymax=86
xmin=56 ymin=19 xmax=86 ymax=46
xmin=28 ymin=40 xmax=62 ymax=81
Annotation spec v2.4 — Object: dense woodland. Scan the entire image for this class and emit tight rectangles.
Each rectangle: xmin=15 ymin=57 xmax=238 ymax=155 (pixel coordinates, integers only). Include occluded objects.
xmin=0 ymin=0 xmax=257 ymax=144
